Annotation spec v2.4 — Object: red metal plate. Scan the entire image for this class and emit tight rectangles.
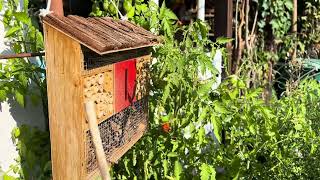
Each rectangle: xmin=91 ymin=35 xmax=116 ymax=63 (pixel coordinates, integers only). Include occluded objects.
xmin=114 ymin=59 xmax=137 ymax=113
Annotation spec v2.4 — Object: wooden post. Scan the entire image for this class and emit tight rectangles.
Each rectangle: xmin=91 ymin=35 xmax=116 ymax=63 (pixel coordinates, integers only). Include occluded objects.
xmin=214 ymin=0 xmax=233 ymax=73
xmin=50 ymin=0 xmax=64 ymax=16
xmin=85 ymin=101 xmax=111 ymax=180
xmin=44 ymin=24 xmax=85 ymax=180
xmin=292 ymin=0 xmax=297 ymax=62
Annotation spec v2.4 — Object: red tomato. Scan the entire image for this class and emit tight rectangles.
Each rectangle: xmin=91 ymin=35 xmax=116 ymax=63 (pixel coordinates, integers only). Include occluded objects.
xmin=162 ymin=122 xmax=171 ymax=133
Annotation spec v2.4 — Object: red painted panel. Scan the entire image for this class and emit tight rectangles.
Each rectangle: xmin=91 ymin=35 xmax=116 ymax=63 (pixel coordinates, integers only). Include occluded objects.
xmin=114 ymin=59 xmax=137 ymax=113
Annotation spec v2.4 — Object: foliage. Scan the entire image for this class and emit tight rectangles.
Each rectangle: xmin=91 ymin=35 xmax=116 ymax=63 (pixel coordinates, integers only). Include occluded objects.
xmin=1 ymin=125 xmax=51 ymax=180
xmin=0 ymin=0 xmax=50 ymax=179
xmin=114 ymin=73 xmax=320 ymax=179
xmin=0 ymin=0 xmax=47 ymax=120
xmin=300 ymin=0 xmax=320 ymax=45
xmin=0 ymin=0 xmax=319 ymax=180
xmin=258 ymin=0 xmax=293 ymax=39
xmin=90 ymin=0 xmax=178 ymax=38
xmin=113 ymin=20 xmax=226 ymax=180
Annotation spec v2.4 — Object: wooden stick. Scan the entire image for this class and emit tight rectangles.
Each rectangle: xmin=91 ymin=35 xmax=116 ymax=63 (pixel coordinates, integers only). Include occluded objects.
xmin=292 ymin=0 xmax=298 ymax=62
xmin=84 ymin=101 xmax=111 ymax=180
xmin=0 ymin=52 xmax=45 ymax=59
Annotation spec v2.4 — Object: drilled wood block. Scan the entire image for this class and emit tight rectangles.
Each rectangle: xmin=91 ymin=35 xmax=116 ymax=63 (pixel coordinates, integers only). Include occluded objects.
xmin=83 ymin=65 xmax=114 ymax=120
xmin=136 ymin=55 xmax=151 ymax=100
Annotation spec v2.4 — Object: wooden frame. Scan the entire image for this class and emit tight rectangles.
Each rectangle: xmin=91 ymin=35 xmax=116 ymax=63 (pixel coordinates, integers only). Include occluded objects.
xmin=44 ymin=23 xmax=152 ymax=179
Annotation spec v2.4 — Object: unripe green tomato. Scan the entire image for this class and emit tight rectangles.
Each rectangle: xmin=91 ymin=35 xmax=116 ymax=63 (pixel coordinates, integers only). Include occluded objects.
xmin=103 ymin=0 xmax=109 ymax=11
xmin=108 ymin=3 xmax=117 ymax=15
xmin=123 ymin=0 xmax=133 ymax=13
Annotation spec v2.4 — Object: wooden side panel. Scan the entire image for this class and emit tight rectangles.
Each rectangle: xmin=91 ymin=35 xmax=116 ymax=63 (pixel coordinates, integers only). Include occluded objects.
xmin=114 ymin=59 xmax=137 ymax=113
xmin=44 ymin=24 xmax=85 ymax=180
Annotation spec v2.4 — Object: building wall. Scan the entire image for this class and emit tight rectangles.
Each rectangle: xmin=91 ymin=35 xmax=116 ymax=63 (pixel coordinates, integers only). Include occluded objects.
xmin=0 ymin=3 xmax=46 ymax=172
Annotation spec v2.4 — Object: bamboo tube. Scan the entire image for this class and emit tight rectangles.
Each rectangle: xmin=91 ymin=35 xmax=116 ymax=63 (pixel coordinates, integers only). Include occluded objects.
xmin=84 ymin=101 xmax=111 ymax=180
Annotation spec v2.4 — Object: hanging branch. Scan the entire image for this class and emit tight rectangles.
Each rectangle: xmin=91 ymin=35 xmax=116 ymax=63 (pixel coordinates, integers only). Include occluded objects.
xmin=0 ymin=52 xmax=45 ymax=59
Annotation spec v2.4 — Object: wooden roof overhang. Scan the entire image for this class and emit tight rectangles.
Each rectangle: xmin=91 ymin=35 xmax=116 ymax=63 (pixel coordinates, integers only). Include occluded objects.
xmin=43 ymin=14 xmax=160 ymax=55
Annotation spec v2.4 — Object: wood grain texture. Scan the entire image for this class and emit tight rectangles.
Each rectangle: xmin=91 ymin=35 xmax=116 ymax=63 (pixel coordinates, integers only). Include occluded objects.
xmin=44 ymin=24 xmax=86 ymax=180
xmin=43 ymin=14 xmax=160 ymax=55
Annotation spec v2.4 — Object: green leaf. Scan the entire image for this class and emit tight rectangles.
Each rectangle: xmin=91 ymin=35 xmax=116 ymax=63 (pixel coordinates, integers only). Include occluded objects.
xmin=161 ymin=115 xmax=170 ymax=122
xmin=198 ymin=80 xmax=214 ymax=96
xmin=159 ymin=1 xmax=166 ymax=19
xmin=0 ymin=89 xmax=7 ymax=101
xmin=3 ymin=174 xmax=17 ymax=180
xmin=18 ymin=73 xmax=28 ymax=88
xmin=197 ymin=20 xmax=209 ymax=39
xmin=13 ymin=127 xmax=20 ymax=138
xmin=162 ymin=84 xmax=171 ymax=104
xmin=132 ymin=150 xmax=137 ymax=166
xmin=43 ymin=161 xmax=52 ymax=172
xmin=14 ymin=90 xmax=25 ymax=107
xmin=174 ymin=160 xmax=182 ymax=180
xmin=211 ymin=115 xmax=221 ymax=143
xmin=200 ymin=163 xmax=216 ymax=180
xmin=216 ymin=37 xmax=233 ymax=44
xmin=13 ymin=12 xmax=30 ymax=24
xmin=126 ymin=6 xmax=135 ymax=18
xmin=167 ymin=152 xmax=178 ymax=157
xmin=123 ymin=0 xmax=133 ymax=13
xmin=164 ymin=8 xmax=178 ymax=20
xmin=284 ymin=0 xmax=293 ymax=10
xmin=0 ymin=0 xmax=3 ymax=11
xmin=198 ymin=127 xmax=206 ymax=144
xmin=163 ymin=159 xmax=168 ymax=176
xmin=5 ymin=26 xmax=20 ymax=37
xmin=103 ymin=0 xmax=109 ymax=11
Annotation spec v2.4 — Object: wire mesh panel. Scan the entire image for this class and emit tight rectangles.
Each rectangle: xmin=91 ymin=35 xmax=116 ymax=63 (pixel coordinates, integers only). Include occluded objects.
xmin=85 ymin=97 xmax=148 ymax=173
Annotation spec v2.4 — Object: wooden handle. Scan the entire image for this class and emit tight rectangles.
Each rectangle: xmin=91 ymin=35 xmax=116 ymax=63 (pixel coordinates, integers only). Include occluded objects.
xmin=85 ymin=101 xmax=111 ymax=180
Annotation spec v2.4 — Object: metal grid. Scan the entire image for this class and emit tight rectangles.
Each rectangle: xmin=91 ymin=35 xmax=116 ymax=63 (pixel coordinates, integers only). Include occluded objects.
xmin=85 ymin=97 xmax=148 ymax=173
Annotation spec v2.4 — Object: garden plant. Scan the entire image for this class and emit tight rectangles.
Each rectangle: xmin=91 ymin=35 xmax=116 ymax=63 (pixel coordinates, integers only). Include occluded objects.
xmin=0 ymin=0 xmax=320 ymax=179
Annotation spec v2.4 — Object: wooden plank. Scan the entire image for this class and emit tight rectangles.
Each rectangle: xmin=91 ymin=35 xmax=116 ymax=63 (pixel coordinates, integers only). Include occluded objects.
xmin=214 ymin=0 xmax=233 ymax=38
xmin=44 ymin=24 xmax=86 ymax=180
xmin=214 ymin=0 xmax=233 ymax=73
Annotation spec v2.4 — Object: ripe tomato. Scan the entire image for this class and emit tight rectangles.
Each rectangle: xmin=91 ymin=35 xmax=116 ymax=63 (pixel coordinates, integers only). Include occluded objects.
xmin=162 ymin=122 xmax=171 ymax=133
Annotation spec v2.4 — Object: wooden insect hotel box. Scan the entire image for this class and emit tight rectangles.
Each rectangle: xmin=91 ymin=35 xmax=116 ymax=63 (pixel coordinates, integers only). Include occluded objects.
xmin=42 ymin=14 xmax=159 ymax=179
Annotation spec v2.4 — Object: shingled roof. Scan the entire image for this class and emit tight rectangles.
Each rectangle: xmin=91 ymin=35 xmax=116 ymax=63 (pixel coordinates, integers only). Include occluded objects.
xmin=43 ymin=14 xmax=160 ymax=55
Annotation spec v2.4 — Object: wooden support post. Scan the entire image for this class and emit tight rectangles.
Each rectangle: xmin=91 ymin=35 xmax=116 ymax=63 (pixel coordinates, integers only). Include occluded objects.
xmin=85 ymin=101 xmax=111 ymax=180
xmin=214 ymin=0 xmax=233 ymax=74
xmin=50 ymin=0 xmax=64 ymax=16
xmin=292 ymin=0 xmax=298 ymax=62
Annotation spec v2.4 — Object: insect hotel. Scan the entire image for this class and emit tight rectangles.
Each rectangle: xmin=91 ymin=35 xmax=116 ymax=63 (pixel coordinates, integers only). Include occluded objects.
xmin=43 ymin=14 xmax=159 ymax=179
